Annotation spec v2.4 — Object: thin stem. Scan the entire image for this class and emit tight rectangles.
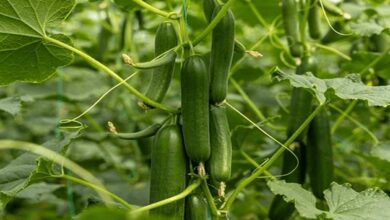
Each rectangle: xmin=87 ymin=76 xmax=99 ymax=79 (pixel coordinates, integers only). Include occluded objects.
xmin=192 ymin=0 xmax=236 ymax=46
xmin=315 ymin=43 xmax=352 ymax=61
xmin=132 ymin=0 xmax=179 ymax=19
xmin=130 ymin=178 xmax=202 ymax=214
xmin=246 ymin=0 xmax=268 ymax=27
xmin=222 ymin=104 xmax=324 ymax=210
xmin=331 ymin=100 xmax=357 ymax=134
xmin=44 ymin=36 xmax=177 ymax=113
xmin=201 ymin=180 xmax=220 ymax=217
xmin=53 ymin=175 xmax=134 ymax=210
xmin=330 ymin=104 xmax=379 ymax=144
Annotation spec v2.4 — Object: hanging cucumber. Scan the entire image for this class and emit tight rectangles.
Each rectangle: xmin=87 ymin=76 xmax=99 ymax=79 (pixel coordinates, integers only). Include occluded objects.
xmin=149 ymin=121 xmax=187 ymax=219
xmin=143 ymin=22 xmax=178 ymax=105
xmin=185 ymin=194 xmax=210 ymax=220
xmin=209 ymin=6 xmax=235 ymax=104
xmin=282 ymin=0 xmax=302 ymax=57
xmin=208 ymin=105 xmax=232 ymax=183
xmin=308 ymin=0 xmax=322 ymax=39
xmin=307 ymin=107 xmax=334 ymax=199
xmin=203 ymin=0 xmax=218 ymax=22
xmin=269 ymin=57 xmax=315 ymax=220
xmin=181 ymin=56 xmax=211 ymax=162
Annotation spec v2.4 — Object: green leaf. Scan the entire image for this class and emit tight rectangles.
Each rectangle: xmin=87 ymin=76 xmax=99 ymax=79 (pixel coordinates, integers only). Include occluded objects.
xmin=267 ymin=180 xmax=323 ymax=219
xmin=267 ymin=180 xmax=390 ymax=220
xmin=350 ymin=21 xmax=385 ymax=37
xmin=0 ymin=0 xmax=76 ymax=85
xmin=15 ymin=182 xmax=63 ymax=204
xmin=0 ymin=97 xmax=21 ymax=116
xmin=325 ymin=183 xmax=390 ymax=220
xmin=272 ymin=68 xmax=390 ymax=107
xmin=77 ymin=206 xmax=128 ymax=220
xmin=0 ymin=131 xmax=80 ymax=211
xmin=371 ymin=142 xmax=390 ymax=162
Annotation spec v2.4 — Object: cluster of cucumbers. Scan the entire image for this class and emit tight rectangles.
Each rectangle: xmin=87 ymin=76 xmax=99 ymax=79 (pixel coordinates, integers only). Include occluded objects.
xmin=115 ymin=0 xmax=235 ymax=218
xmin=269 ymin=1 xmax=334 ymax=219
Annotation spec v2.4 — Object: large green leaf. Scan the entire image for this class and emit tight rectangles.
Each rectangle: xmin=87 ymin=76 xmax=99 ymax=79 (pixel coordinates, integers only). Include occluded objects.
xmin=267 ymin=180 xmax=390 ymax=220
xmin=0 ymin=131 xmax=80 ymax=211
xmin=0 ymin=0 xmax=76 ymax=85
xmin=267 ymin=180 xmax=322 ymax=219
xmin=273 ymin=68 xmax=390 ymax=107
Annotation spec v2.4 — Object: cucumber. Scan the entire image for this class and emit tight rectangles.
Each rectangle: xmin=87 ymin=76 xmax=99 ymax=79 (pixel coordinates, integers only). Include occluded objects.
xmin=144 ymin=22 xmax=178 ymax=105
xmin=307 ymin=108 xmax=334 ymax=199
xmin=308 ymin=0 xmax=322 ymax=39
xmin=203 ymin=0 xmax=218 ymax=22
xmin=181 ymin=56 xmax=211 ymax=162
xmin=269 ymin=57 xmax=315 ymax=220
xmin=149 ymin=123 xmax=187 ymax=219
xmin=209 ymin=6 xmax=235 ymax=104
xmin=112 ymin=123 xmax=162 ymax=140
xmin=208 ymin=105 xmax=232 ymax=182
xmin=185 ymin=194 xmax=210 ymax=220
xmin=286 ymin=56 xmax=316 ymax=139
xmin=282 ymin=0 xmax=302 ymax=57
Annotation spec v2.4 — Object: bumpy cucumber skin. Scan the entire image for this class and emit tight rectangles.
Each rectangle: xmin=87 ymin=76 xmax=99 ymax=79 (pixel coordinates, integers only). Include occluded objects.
xmin=181 ymin=56 xmax=211 ymax=162
xmin=149 ymin=124 xmax=187 ymax=219
xmin=145 ymin=22 xmax=178 ymax=103
xmin=282 ymin=0 xmax=302 ymax=57
xmin=308 ymin=0 xmax=322 ymax=39
xmin=203 ymin=0 xmax=218 ymax=22
xmin=185 ymin=194 xmax=210 ymax=220
xmin=208 ymin=105 xmax=232 ymax=182
xmin=307 ymin=108 xmax=334 ymax=199
xmin=209 ymin=7 xmax=235 ymax=104
xmin=269 ymin=57 xmax=315 ymax=220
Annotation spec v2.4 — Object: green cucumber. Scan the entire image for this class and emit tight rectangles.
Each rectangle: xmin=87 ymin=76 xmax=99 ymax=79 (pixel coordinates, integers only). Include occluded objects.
xmin=209 ymin=6 xmax=235 ymax=104
xmin=269 ymin=57 xmax=315 ymax=220
xmin=308 ymin=0 xmax=322 ymax=39
xmin=149 ymin=123 xmax=187 ymax=219
xmin=203 ymin=0 xmax=218 ymax=22
xmin=181 ymin=56 xmax=211 ymax=162
xmin=282 ymin=0 xmax=302 ymax=57
xmin=185 ymin=194 xmax=210 ymax=220
xmin=127 ymin=50 xmax=177 ymax=69
xmin=144 ymin=22 xmax=178 ymax=104
xmin=286 ymin=56 xmax=316 ymax=139
xmin=307 ymin=108 xmax=334 ymax=199
xmin=113 ymin=123 xmax=162 ymax=140
xmin=208 ymin=105 xmax=232 ymax=182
